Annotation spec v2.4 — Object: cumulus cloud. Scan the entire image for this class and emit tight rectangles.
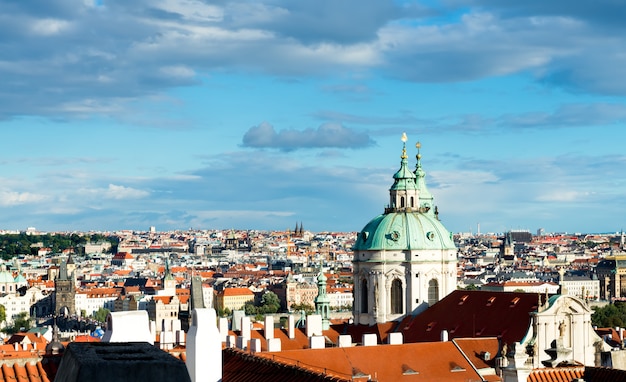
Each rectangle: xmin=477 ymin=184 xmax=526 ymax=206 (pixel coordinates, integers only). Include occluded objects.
xmin=241 ymin=122 xmax=375 ymax=150
xmin=78 ymin=184 xmax=150 ymax=200
xmin=1 ymin=0 xmax=626 ymax=121
xmin=0 ymin=191 xmax=48 ymax=206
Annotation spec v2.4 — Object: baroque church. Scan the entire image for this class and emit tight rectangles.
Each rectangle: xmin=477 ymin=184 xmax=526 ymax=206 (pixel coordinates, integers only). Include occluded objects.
xmin=352 ymin=134 xmax=457 ymax=325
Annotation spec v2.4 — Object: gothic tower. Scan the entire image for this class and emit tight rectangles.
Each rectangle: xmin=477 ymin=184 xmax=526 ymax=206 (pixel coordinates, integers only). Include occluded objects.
xmin=54 ymin=259 xmax=76 ymax=317
xmin=352 ymin=134 xmax=457 ymax=325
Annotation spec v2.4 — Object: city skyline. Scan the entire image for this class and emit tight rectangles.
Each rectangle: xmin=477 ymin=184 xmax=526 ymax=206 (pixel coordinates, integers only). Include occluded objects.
xmin=2 ymin=1 xmax=626 ymax=234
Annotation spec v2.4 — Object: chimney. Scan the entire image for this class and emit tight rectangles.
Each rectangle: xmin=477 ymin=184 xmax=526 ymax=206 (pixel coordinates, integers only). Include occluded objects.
xmin=310 ymin=336 xmax=325 ymax=349
xmin=264 ymin=316 xmax=274 ymax=340
xmin=387 ymin=332 xmax=403 ymax=345
xmin=337 ymin=335 xmax=352 ymax=348
xmin=240 ymin=316 xmax=251 ymax=342
xmin=362 ymin=333 xmax=377 ymax=346
xmin=306 ymin=314 xmax=322 ymax=337
xmin=250 ymin=338 xmax=261 ymax=353
xmin=288 ymin=315 xmax=295 ymax=339
xmin=218 ymin=317 xmax=229 ymax=342
xmin=186 ymin=308 xmax=222 ymax=382
xmin=441 ymin=330 xmax=449 ymax=342
xmin=101 ymin=311 xmax=155 ymax=344
xmin=267 ymin=338 xmax=281 ymax=352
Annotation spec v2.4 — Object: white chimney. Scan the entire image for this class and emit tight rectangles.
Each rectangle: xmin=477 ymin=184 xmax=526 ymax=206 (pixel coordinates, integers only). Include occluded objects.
xmin=337 ymin=335 xmax=352 ymax=348
xmin=267 ymin=338 xmax=282 ymax=352
xmin=101 ymin=311 xmax=154 ymax=344
xmin=310 ymin=335 xmax=325 ymax=349
xmin=288 ymin=315 xmax=295 ymax=339
xmin=264 ymin=316 xmax=274 ymax=340
xmin=218 ymin=317 xmax=229 ymax=342
xmin=226 ymin=335 xmax=236 ymax=348
xmin=362 ymin=333 xmax=377 ymax=346
xmin=186 ymin=308 xmax=222 ymax=382
xmin=241 ymin=316 xmax=251 ymax=341
xmin=441 ymin=330 xmax=449 ymax=342
xmin=306 ymin=314 xmax=322 ymax=337
xmin=387 ymin=332 xmax=403 ymax=345
xmin=250 ymin=338 xmax=261 ymax=353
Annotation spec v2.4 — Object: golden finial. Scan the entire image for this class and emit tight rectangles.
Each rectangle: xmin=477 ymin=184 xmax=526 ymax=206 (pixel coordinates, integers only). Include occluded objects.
xmin=416 ymin=141 xmax=422 ymax=160
xmin=401 ymin=133 xmax=408 ymax=159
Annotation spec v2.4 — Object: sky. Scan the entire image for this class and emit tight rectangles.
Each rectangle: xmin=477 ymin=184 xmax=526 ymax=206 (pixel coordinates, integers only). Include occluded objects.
xmin=2 ymin=0 xmax=626 ymax=235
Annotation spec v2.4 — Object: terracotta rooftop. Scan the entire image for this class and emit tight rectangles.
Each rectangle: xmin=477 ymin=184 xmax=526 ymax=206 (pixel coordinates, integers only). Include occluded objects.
xmin=248 ymin=341 xmax=486 ymax=382
xmin=528 ymin=366 xmax=584 ymax=382
xmin=452 ymin=337 xmax=501 ymax=370
xmin=394 ymin=290 xmax=547 ymax=346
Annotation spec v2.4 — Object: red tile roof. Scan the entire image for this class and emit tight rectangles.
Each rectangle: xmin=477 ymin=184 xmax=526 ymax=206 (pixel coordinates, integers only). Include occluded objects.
xmin=246 ymin=341 xmax=485 ymax=382
xmin=452 ymin=337 xmax=501 ymax=370
xmin=393 ymin=290 xmax=546 ymax=346
xmin=528 ymin=366 xmax=584 ymax=382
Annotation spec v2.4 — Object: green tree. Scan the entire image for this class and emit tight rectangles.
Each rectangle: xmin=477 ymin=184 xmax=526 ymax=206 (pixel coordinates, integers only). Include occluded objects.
xmin=259 ymin=291 xmax=280 ymax=314
xmin=592 ymin=302 xmax=626 ymax=328
xmin=2 ymin=312 xmax=32 ymax=334
xmin=93 ymin=308 xmax=110 ymax=323
xmin=244 ymin=301 xmax=258 ymax=316
xmin=0 ymin=305 xmax=6 ymax=323
xmin=291 ymin=303 xmax=315 ymax=315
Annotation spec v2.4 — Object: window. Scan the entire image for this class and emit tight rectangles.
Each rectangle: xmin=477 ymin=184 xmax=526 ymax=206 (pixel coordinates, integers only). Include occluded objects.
xmin=361 ymin=279 xmax=368 ymax=313
xmin=428 ymin=279 xmax=439 ymax=306
xmin=391 ymin=279 xmax=403 ymax=314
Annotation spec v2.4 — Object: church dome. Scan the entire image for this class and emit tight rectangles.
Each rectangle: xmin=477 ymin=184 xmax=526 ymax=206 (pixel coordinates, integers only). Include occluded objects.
xmin=353 ymin=211 xmax=455 ymax=251
xmin=353 ymin=135 xmax=455 ymax=252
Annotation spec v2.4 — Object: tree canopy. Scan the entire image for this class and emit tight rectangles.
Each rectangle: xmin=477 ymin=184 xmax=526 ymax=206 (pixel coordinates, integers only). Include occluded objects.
xmin=592 ymin=302 xmax=626 ymax=328
xmin=0 ymin=233 xmax=118 ymax=259
xmin=245 ymin=291 xmax=281 ymax=316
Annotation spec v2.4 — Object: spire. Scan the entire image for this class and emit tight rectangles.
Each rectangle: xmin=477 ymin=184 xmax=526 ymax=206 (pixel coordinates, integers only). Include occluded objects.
xmin=58 ymin=259 xmax=69 ymax=281
xmin=414 ymin=141 xmax=435 ymax=214
xmin=314 ymin=263 xmax=330 ymax=330
xmin=164 ymin=258 xmax=174 ymax=281
xmin=387 ymin=133 xmax=418 ymax=213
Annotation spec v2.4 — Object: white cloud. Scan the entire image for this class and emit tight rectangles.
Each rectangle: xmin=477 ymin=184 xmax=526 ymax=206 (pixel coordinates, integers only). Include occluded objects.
xmin=77 ymin=184 xmax=149 ymax=200
xmin=0 ymin=191 xmax=48 ymax=206
xmin=30 ymin=18 xmax=71 ymax=36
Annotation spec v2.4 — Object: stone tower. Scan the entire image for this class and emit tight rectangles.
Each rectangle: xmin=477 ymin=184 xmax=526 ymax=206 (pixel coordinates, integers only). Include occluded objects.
xmin=55 ymin=259 xmax=76 ymax=317
xmin=352 ymin=134 xmax=457 ymax=325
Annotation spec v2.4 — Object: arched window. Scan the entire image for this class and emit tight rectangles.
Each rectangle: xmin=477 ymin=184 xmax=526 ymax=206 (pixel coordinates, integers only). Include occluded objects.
xmin=410 ymin=196 xmax=414 ymax=207
xmin=361 ymin=279 xmax=368 ymax=313
xmin=428 ymin=279 xmax=439 ymax=306
xmin=390 ymin=279 xmax=403 ymax=314
xmin=400 ymin=196 xmax=405 ymax=208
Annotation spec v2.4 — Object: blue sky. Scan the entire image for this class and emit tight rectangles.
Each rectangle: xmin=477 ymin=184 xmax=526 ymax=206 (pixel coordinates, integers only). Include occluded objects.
xmin=2 ymin=0 xmax=626 ymax=235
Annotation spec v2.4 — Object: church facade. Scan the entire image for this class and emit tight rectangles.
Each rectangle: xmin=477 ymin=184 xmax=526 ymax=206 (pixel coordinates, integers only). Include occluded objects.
xmin=352 ymin=135 xmax=457 ymax=325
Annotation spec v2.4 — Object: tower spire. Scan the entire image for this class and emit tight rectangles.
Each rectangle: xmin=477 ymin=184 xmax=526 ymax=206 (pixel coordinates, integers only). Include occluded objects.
xmin=388 ymin=133 xmax=418 ymax=213
xmin=314 ymin=263 xmax=330 ymax=330
xmin=414 ymin=141 xmax=434 ymax=215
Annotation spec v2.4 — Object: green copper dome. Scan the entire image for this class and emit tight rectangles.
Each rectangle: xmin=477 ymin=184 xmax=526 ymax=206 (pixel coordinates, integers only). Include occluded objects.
xmin=353 ymin=211 xmax=455 ymax=251
xmin=353 ymin=135 xmax=455 ymax=251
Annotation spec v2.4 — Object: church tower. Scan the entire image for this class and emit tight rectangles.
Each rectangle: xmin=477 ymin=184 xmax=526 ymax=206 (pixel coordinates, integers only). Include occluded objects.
xmin=352 ymin=134 xmax=457 ymax=325
xmin=314 ymin=266 xmax=331 ymax=330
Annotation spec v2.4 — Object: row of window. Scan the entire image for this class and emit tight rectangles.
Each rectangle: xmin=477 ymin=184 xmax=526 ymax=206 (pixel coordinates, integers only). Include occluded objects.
xmin=359 ymin=278 xmax=439 ymax=314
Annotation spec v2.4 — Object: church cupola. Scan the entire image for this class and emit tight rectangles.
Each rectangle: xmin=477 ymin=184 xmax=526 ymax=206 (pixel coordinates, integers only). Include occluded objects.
xmin=387 ymin=133 xmax=419 ymax=213
xmin=353 ymin=133 xmax=458 ymax=325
